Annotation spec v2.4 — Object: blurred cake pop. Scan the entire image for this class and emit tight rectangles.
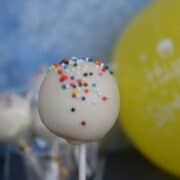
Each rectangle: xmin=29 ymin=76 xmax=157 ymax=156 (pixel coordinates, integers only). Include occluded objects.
xmin=0 ymin=93 xmax=44 ymax=179
xmin=28 ymin=65 xmax=47 ymax=102
xmin=39 ymin=57 xmax=120 ymax=144
xmin=0 ymin=93 xmax=31 ymax=142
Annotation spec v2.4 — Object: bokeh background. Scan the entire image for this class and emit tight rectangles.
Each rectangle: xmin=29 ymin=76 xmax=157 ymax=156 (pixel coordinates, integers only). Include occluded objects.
xmin=0 ymin=0 xmax=150 ymax=91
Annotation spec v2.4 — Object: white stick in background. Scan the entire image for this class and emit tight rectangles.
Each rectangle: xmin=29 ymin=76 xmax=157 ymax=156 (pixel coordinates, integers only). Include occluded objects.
xmin=45 ymin=142 xmax=60 ymax=180
xmin=20 ymin=142 xmax=43 ymax=180
xmin=4 ymin=144 xmax=11 ymax=180
xmin=79 ymin=144 xmax=86 ymax=180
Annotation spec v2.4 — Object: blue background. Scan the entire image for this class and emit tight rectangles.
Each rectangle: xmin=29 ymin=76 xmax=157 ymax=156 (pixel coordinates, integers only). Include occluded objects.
xmin=0 ymin=0 xmax=151 ymax=91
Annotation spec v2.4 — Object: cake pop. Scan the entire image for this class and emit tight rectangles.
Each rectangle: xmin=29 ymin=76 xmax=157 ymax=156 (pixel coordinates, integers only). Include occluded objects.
xmin=39 ymin=57 xmax=120 ymax=144
xmin=0 ymin=93 xmax=44 ymax=179
xmin=0 ymin=93 xmax=31 ymax=142
xmin=39 ymin=57 xmax=120 ymax=180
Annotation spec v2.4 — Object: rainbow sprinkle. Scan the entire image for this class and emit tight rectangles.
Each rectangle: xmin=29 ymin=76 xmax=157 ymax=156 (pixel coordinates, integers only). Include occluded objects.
xmin=48 ymin=57 xmax=113 ymax=103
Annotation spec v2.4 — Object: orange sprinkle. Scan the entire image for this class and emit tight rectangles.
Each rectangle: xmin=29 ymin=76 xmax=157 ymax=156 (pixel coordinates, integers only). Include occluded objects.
xmin=95 ymin=60 xmax=102 ymax=65
xmin=52 ymin=64 xmax=59 ymax=69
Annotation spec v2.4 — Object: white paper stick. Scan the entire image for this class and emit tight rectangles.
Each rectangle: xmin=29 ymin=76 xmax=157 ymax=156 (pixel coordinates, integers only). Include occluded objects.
xmin=45 ymin=142 xmax=60 ymax=180
xmin=79 ymin=144 xmax=86 ymax=180
xmin=4 ymin=144 xmax=11 ymax=180
xmin=19 ymin=141 xmax=42 ymax=180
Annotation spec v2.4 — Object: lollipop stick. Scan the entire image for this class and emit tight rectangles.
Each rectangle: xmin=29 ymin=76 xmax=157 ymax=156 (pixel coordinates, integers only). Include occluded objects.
xmin=4 ymin=144 xmax=11 ymax=180
xmin=79 ymin=144 xmax=86 ymax=180
xmin=19 ymin=141 xmax=42 ymax=180
xmin=45 ymin=142 xmax=60 ymax=180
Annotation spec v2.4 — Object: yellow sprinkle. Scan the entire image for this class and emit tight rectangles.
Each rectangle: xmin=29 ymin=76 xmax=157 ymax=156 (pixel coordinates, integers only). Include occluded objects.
xmin=51 ymin=64 xmax=57 ymax=70
xmin=72 ymin=89 xmax=78 ymax=94
xmin=49 ymin=64 xmax=58 ymax=70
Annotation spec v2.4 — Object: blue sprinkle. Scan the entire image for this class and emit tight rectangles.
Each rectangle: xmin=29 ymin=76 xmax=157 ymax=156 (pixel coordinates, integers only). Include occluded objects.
xmin=61 ymin=84 xmax=67 ymax=90
xmin=81 ymin=96 xmax=86 ymax=101
xmin=88 ymin=58 xmax=94 ymax=62
xmin=70 ymin=76 xmax=75 ymax=80
xmin=82 ymin=57 xmax=86 ymax=61
xmin=72 ymin=57 xmax=77 ymax=62
xmin=91 ymin=83 xmax=96 ymax=87
xmin=104 ymin=64 xmax=109 ymax=69
xmin=63 ymin=64 xmax=69 ymax=69
xmin=72 ymin=59 xmax=77 ymax=63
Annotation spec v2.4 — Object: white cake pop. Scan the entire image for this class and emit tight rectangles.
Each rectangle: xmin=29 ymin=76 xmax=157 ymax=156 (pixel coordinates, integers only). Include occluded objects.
xmin=31 ymin=105 xmax=61 ymax=141
xmin=29 ymin=66 xmax=64 ymax=141
xmin=0 ymin=93 xmax=44 ymax=180
xmin=39 ymin=57 xmax=119 ymax=144
xmin=0 ymin=93 xmax=31 ymax=142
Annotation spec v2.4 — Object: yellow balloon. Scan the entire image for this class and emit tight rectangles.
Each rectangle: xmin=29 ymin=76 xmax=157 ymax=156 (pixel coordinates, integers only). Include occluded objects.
xmin=113 ymin=0 xmax=180 ymax=176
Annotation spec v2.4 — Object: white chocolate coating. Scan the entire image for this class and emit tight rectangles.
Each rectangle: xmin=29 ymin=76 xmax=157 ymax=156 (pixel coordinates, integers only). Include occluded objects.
xmin=0 ymin=94 xmax=31 ymax=142
xmin=30 ymin=66 xmax=64 ymax=141
xmin=31 ymin=104 xmax=61 ymax=141
xmin=39 ymin=57 xmax=119 ymax=144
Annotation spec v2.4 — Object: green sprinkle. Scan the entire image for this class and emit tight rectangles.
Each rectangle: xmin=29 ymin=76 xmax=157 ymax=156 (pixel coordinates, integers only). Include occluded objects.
xmin=79 ymin=83 xmax=82 ymax=87
xmin=83 ymin=73 xmax=88 ymax=77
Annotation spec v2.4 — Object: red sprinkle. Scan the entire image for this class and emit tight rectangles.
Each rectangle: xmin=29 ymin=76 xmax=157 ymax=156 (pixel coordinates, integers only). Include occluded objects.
xmin=102 ymin=96 xmax=108 ymax=101
xmin=77 ymin=79 xmax=82 ymax=83
xmin=60 ymin=74 xmax=68 ymax=82
xmin=72 ymin=93 xmax=76 ymax=98
xmin=98 ymin=72 xmax=103 ymax=77
xmin=70 ymin=82 xmax=75 ymax=87
xmin=81 ymin=121 xmax=86 ymax=126
xmin=84 ymin=82 xmax=88 ymax=87
xmin=84 ymin=89 xmax=89 ymax=94
xmin=57 ymin=69 xmax=63 ymax=75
